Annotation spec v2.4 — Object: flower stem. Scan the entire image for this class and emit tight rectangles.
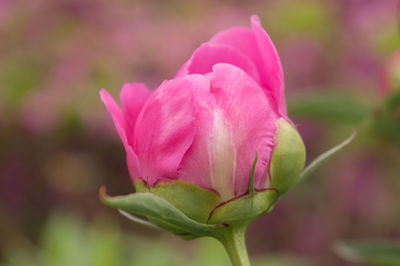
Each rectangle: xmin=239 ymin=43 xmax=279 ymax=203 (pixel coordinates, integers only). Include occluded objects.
xmin=213 ymin=224 xmax=251 ymax=266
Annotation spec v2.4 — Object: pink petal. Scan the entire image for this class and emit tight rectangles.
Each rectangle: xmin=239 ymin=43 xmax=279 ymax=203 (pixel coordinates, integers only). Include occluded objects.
xmin=175 ymin=43 xmax=261 ymax=85
xmin=100 ymin=89 xmax=143 ymax=180
xmin=250 ymin=15 xmax=286 ymax=115
xmin=210 ymin=16 xmax=286 ymax=115
xmin=127 ymin=146 xmax=142 ymax=181
xmin=178 ymin=78 xmax=237 ymax=201
xmin=100 ymin=89 xmax=130 ymax=149
xmin=210 ymin=63 xmax=279 ymax=195
xmin=133 ymin=75 xmax=209 ymax=185
xmin=178 ymin=81 xmax=215 ymax=191
xmin=120 ymin=82 xmax=152 ymax=135
xmin=174 ymin=60 xmax=190 ymax=78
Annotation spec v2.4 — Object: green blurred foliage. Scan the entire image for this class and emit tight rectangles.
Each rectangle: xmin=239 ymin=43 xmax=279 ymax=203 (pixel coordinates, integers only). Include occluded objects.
xmin=1 ymin=213 xmax=309 ymax=266
xmin=335 ymin=241 xmax=400 ymax=266
xmin=288 ymin=92 xmax=372 ymax=124
xmin=262 ymin=0 xmax=335 ymax=41
xmin=372 ymin=91 xmax=400 ymax=144
xmin=0 ymin=55 xmax=50 ymax=109
xmin=375 ymin=27 xmax=400 ymax=55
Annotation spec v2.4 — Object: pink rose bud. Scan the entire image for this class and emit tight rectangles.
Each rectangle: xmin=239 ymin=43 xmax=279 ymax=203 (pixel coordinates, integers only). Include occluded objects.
xmin=101 ymin=16 xmax=306 ymax=223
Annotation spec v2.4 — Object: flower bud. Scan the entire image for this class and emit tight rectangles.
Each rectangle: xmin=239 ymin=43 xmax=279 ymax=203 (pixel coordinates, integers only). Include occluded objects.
xmin=268 ymin=118 xmax=306 ymax=195
xmin=100 ymin=16 xmax=306 ymax=226
xmin=99 ymin=17 xmax=357 ymax=266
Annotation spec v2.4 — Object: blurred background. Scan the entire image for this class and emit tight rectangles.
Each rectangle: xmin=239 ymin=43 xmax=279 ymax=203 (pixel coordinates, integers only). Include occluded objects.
xmin=1 ymin=0 xmax=400 ymax=265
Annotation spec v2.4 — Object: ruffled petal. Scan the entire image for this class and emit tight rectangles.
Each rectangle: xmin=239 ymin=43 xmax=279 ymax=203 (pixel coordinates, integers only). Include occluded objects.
xmin=100 ymin=89 xmax=142 ymax=179
xmin=126 ymin=146 xmax=142 ymax=181
xmin=178 ymin=78 xmax=237 ymax=201
xmin=100 ymin=89 xmax=131 ymax=149
xmin=175 ymin=43 xmax=261 ymax=85
xmin=210 ymin=63 xmax=279 ymax=195
xmin=177 ymin=81 xmax=214 ymax=191
xmin=120 ymin=82 xmax=152 ymax=136
xmin=250 ymin=15 xmax=286 ymax=115
xmin=210 ymin=17 xmax=286 ymax=115
xmin=133 ymin=75 xmax=210 ymax=185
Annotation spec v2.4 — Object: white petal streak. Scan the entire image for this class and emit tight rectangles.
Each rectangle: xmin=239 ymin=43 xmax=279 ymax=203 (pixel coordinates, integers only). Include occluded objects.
xmin=209 ymin=110 xmax=236 ymax=201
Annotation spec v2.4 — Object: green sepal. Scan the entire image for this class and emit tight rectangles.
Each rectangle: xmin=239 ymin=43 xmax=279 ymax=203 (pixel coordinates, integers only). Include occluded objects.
xmin=269 ymin=118 xmax=306 ymax=195
xmin=118 ymin=210 xmax=162 ymax=231
xmin=249 ymin=152 xmax=258 ymax=198
xmin=300 ymin=130 xmax=356 ymax=181
xmin=207 ymin=189 xmax=278 ymax=225
xmin=99 ymin=187 xmax=221 ymax=238
xmin=134 ymin=180 xmax=221 ymax=223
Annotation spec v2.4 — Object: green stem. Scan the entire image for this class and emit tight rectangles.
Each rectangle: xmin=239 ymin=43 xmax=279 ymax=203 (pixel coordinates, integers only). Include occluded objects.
xmin=214 ymin=224 xmax=251 ymax=266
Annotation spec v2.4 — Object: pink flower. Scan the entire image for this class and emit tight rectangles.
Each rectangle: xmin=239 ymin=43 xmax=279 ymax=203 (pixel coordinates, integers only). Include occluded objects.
xmin=100 ymin=15 xmax=303 ymax=202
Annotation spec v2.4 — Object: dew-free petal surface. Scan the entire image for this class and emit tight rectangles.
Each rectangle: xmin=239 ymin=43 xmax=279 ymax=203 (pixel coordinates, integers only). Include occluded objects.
xmin=134 ymin=75 xmax=210 ymax=185
xmin=210 ymin=63 xmax=279 ymax=195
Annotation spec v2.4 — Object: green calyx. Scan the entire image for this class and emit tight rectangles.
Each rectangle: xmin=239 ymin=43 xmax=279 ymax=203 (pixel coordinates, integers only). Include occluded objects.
xmin=99 ymin=186 xmax=220 ymax=238
xmin=100 ymin=181 xmax=278 ymax=266
xmin=134 ymin=180 xmax=221 ymax=224
xmin=134 ymin=179 xmax=278 ymax=226
xmin=207 ymin=189 xmax=278 ymax=225
xmin=100 ymin=178 xmax=279 ymax=234
xmin=269 ymin=118 xmax=306 ymax=195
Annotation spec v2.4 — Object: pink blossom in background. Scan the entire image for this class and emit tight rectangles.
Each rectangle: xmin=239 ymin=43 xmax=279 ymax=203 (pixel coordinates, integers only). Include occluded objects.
xmin=0 ymin=0 xmax=11 ymax=26
xmin=340 ymin=0 xmax=394 ymax=34
xmin=380 ymin=50 xmax=400 ymax=95
xmin=101 ymin=16 xmax=296 ymax=201
xmin=397 ymin=0 xmax=400 ymax=16
xmin=337 ymin=0 xmax=395 ymax=92
xmin=280 ymin=38 xmax=324 ymax=89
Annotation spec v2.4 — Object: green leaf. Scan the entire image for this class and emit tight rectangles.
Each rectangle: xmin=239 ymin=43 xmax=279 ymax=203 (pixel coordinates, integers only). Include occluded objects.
xmin=300 ymin=131 xmax=356 ymax=181
xmin=207 ymin=189 xmax=278 ymax=225
xmin=99 ymin=187 xmax=220 ymax=237
xmin=334 ymin=241 xmax=400 ymax=266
